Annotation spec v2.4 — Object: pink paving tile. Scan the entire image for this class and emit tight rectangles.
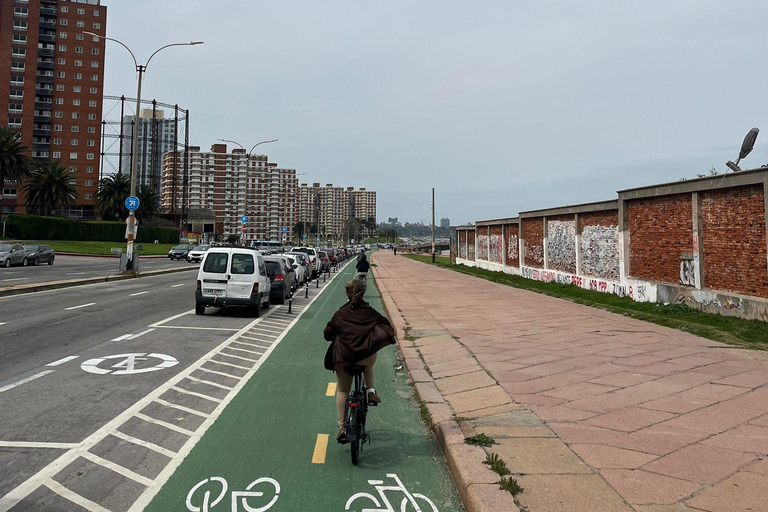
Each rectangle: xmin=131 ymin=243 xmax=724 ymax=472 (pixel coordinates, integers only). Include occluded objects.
xmin=685 ymin=471 xmax=768 ymax=512
xmin=514 ymin=361 xmax=577 ymax=377
xmin=571 ymin=444 xmax=659 ymax=469
xmin=639 ymin=394 xmax=717 ymax=414
xmin=745 ymin=458 xmax=768 ymax=475
xmin=510 ymin=354 xmax=566 ymax=365
xmin=703 ymin=424 xmax=768 ymax=455
xmin=500 ymin=371 xmax=593 ymax=395
xmin=689 ymin=361 xmax=757 ymax=378
xmin=549 ymin=423 xmax=624 ymax=445
xmin=631 ymin=362 xmax=698 ymax=377
xmin=598 ymin=347 xmax=650 ymax=358
xmin=586 ymin=407 xmax=675 ymax=432
xmin=576 ymin=362 xmax=635 ymax=378
xmin=600 ymin=469 xmax=701 ymax=505
xmin=655 ymin=371 xmax=718 ymax=389
xmin=554 ymin=355 xmax=614 ymax=368
xmin=512 ymin=394 xmax=567 ymax=406
xmin=530 ymin=405 xmax=599 ymax=422
xmin=588 ymin=372 xmax=660 ymax=388
xmin=481 ymin=362 xmax=530 ymax=373
xmin=678 ymin=383 xmax=751 ymax=401
xmin=644 ymin=443 xmax=755 ymax=485
xmin=665 ymin=355 xmax=727 ymax=367
xmin=664 ymin=387 xmax=768 ymax=434
xmin=750 ymin=414 xmax=768 ymax=428
xmin=606 ymin=424 xmax=709 ymax=456
xmin=714 ymin=369 xmax=768 ymax=389
xmin=566 ymin=393 xmax=645 ymax=414
xmin=544 ymin=382 xmax=618 ymax=401
xmin=616 ymin=355 xmax=668 ymax=367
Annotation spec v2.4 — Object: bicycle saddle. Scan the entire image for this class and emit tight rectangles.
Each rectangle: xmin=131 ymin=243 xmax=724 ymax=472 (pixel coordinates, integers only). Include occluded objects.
xmin=345 ymin=364 xmax=366 ymax=375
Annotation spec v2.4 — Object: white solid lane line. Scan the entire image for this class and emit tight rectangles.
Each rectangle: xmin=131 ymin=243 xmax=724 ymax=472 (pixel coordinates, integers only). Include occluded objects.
xmin=0 ymin=370 xmax=55 ymax=394
xmin=129 ymin=328 xmax=155 ymax=339
xmin=66 ymin=272 xmax=87 ymax=275
xmin=170 ymin=283 xmax=185 ymax=288
xmin=111 ymin=334 xmax=133 ymax=342
xmin=0 ymin=322 xmax=6 ymax=326
xmin=65 ymin=302 xmax=96 ymax=310
xmin=1 ymin=277 xmax=29 ymax=282
xmin=129 ymin=291 xmax=149 ymax=296
xmin=46 ymin=356 xmax=79 ymax=367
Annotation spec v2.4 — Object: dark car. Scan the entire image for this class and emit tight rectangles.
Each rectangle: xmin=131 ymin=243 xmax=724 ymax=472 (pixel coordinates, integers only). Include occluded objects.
xmin=168 ymin=244 xmax=193 ymax=260
xmin=22 ymin=244 xmax=55 ymax=265
xmin=264 ymin=257 xmax=296 ymax=304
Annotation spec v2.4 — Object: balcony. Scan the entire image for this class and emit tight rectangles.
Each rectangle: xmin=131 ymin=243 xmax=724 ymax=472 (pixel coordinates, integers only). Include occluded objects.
xmin=36 ymin=60 xmax=54 ymax=70
xmin=38 ymin=33 xmax=55 ymax=43
xmin=38 ymin=46 xmax=54 ymax=56
xmin=40 ymin=6 xmax=57 ymax=16
xmin=39 ymin=19 xmax=56 ymax=29
xmin=33 ymin=126 xmax=51 ymax=136
xmin=35 ymin=86 xmax=53 ymax=96
xmin=35 ymin=73 xmax=54 ymax=83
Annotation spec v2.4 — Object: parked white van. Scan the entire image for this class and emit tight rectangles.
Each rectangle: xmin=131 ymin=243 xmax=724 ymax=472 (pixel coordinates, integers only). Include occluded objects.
xmin=195 ymin=246 xmax=271 ymax=317
xmin=291 ymin=247 xmax=321 ymax=279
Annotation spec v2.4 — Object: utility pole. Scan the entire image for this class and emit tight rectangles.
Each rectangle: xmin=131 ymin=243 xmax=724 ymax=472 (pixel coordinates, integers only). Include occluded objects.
xmin=431 ymin=187 xmax=436 ymax=263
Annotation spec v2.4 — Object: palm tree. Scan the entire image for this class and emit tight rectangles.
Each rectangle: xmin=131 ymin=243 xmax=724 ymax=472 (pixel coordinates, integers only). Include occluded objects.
xmin=135 ymin=184 xmax=159 ymax=223
xmin=95 ymin=173 xmax=130 ymax=221
xmin=0 ymin=127 xmax=33 ymax=222
xmin=23 ymin=159 xmax=77 ymax=216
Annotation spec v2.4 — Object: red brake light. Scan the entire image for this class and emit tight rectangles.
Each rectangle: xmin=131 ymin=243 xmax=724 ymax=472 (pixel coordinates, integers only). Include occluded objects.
xmin=252 ymin=283 xmax=259 ymax=293
xmin=275 ymin=273 xmax=285 ymax=281
xmin=196 ymin=280 xmax=201 ymax=291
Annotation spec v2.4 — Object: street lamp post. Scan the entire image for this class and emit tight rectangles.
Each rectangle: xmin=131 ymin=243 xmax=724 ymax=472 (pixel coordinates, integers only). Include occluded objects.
xmin=84 ymin=32 xmax=202 ymax=272
xmin=431 ymin=188 xmax=436 ymax=263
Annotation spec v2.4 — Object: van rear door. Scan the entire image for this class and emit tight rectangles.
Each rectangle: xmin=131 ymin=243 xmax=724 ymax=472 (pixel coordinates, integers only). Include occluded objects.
xmin=201 ymin=249 xmax=230 ymax=298
xmin=227 ymin=250 xmax=256 ymax=299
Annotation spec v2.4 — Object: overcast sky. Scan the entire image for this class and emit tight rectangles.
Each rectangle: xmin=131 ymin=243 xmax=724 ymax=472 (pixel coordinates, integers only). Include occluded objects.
xmin=102 ymin=0 xmax=768 ymax=225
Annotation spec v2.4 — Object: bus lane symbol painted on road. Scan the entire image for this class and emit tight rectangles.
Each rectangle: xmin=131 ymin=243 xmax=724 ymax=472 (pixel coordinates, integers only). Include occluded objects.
xmin=186 ymin=476 xmax=280 ymax=512
xmin=80 ymin=353 xmax=179 ymax=375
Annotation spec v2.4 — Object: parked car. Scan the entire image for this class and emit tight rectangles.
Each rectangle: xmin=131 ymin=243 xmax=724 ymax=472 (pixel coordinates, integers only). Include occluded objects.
xmin=317 ymin=250 xmax=331 ymax=272
xmin=285 ymin=252 xmax=311 ymax=283
xmin=195 ymin=247 xmax=271 ymax=317
xmin=168 ymin=244 xmax=193 ymax=260
xmin=187 ymin=245 xmax=210 ymax=263
xmin=0 ymin=243 xmax=28 ymax=267
xmin=264 ymin=257 xmax=295 ymax=304
xmin=22 ymin=244 xmax=55 ymax=265
xmin=284 ymin=255 xmax=306 ymax=286
xmin=269 ymin=254 xmax=301 ymax=291
xmin=291 ymin=247 xmax=321 ymax=278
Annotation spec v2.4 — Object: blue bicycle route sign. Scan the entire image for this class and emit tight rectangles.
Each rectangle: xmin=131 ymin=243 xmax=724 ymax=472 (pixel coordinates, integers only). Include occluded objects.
xmin=241 ymin=215 xmax=248 ymax=224
xmin=125 ymin=196 xmax=140 ymax=211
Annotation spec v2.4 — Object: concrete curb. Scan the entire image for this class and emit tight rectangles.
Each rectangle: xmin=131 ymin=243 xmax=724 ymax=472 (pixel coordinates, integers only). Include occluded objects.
xmin=371 ymin=256 xmax=520 ymax=512
xmin=0 ymin=266 xmax=196 ymax=297
xmin=57 ymin=252 xmax=169 ymax=259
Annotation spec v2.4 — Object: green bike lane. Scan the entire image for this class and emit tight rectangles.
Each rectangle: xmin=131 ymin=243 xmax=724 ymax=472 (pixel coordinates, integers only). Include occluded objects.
xmin=145 ymin=260 xmax=464 ymax=512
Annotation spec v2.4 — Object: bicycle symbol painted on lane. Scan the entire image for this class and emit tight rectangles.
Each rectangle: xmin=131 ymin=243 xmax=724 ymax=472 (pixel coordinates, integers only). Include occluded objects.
xmin=186 ymin=477 xmax=280 ymax=512
xmin=345 ymin=474 xmax=438 ymax=512
xmin=80 ymin=353 xmax=178 ymax=375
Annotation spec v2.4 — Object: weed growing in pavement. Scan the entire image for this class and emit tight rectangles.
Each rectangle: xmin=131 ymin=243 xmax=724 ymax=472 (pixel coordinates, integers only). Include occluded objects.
xmin=465 ymin=433 xmax=497 ymax=447
xmin=413 ymin=391 xmax=434 ymax=431
xmin=454 ymin=416 xmax=471 ymax=423
xmin=498 ymin=477 xmax=524 ymax=496
xmin=404 ymin=326 xmax=417 ymax=341
xmin=483 ymin=453 xmax=511 ymax=476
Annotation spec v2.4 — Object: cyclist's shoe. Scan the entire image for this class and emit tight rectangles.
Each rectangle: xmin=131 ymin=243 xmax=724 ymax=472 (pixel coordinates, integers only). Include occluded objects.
xmin=367 ymin=391 xmax=381 ymax=406
xmin=337 ymin=426 xmax=348 ymax=444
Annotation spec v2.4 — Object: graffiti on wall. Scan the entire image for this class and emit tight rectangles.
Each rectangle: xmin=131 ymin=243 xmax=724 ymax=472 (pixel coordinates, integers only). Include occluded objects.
xmin=507 ymin=233 xmax=519 ymax=262
xmin=676 ymin=294 xmax=742 ymax=311
xmin=547 ymin=220 xmax=576 ymax=272
xmin=519 ymin=265 xmax=653 ymax=302
xmin=478 ymin=235 xmax=489 ymax=261
xmin=680 ymin=257 xmax=695 ymax=286
xmin=467 ymin=233 xmax=476 ymax=260
xmin=490 ymin=234 xmax=502 ymax=264
xmin=459 ymin=232 xmax=467 ymax=259
xmin=524 ymin=242 xmax=543 ymax=266
xmin=581 ymin=224 xmax=620 ymax=280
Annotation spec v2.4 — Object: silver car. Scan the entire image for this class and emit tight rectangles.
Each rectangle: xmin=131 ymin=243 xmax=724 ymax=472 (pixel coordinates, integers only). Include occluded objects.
xmin=0 ymin=243 xmax=28 ymax=267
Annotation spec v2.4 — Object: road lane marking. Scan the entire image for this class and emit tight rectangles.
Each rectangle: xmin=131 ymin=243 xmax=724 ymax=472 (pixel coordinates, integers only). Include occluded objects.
xmin=171 ymin=283 xmax=185 ymax=288
xmin=185 ymin=375 xmax=234 ymax=391
xmin=217 ymin=352 xmax=259 ymax=363
xmin=231 ymin=340 xmax=268 ymax=350
xmin=80 ymin=451 xmax=154 ymax=487
xmin=226 ymin=346 xmax=263 ymax=355
xmin=43 ymin=477 xmax=110 ymax=512
xmin=130 ymin=328 xmax=155 ymax=339
xmin=152 ymin=398 xmax=209 ymax=418
xmin=170 ymin=386 xmax=223 ymax=403
xmin=0 ymin=322 xmax=6 ymax=326
xmin=66 ymin=272 xmax=87 ymax=275
xmin=196 ymin=367 xmax=240 ymax=381
xmin=149 ymin=309 xmax=194 ymax=327
xmin=134 ymin=412 xmax=196 ymax=437
xmin=65 ymin=302 xmax=96 ymax=310
xmin=129 ymin=291 xmax=149 ymax=296
xmin=154 ymin=325 xmax=240 ymax=332
xmin=46 ymin=356 xmax=79 ymax=367
xmin=110 ymin=430 xmax=176 ymax=458
xmin=0 ymin=370 xmax=55 ymax=394
xmin=111 ymin=334 xmax=133 ymax=341
xmin=312 ymin=434 xmax=329 ymax=464
xmin=0 ymin=441 xmax=79 ymax=449
xmin=326 ymin=382 xmax=337 ymax=396
xmin=1 ymin=277 xmax=29 ymax=282
xmin=208 ymin=359 xmax=251 ymax=371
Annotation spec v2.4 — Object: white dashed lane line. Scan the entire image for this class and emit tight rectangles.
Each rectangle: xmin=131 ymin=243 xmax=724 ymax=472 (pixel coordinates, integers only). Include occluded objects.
xmin=171 ymin=283 xmax=185 ymax=288
xmin=129 ymin=291 xmax=149 ymax=297
xmin=46 ymin=356 xmax=79 ymax=367
xmin=65 ymin=302 xmax=97 ymax=311
xmin=0 ymin=370 xmax=56 ymax=394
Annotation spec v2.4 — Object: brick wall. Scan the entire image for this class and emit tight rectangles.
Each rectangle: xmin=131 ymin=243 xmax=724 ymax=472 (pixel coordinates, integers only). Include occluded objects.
xmin=547 ymin=214 xmax=577 ymax=273
xmin=506 ymin=223 xmax=520 ymax=267
xmin=478 ymin=228 xmax=489 ymax=261
xmin=467 ymin=230 xmax=476 ymax=261
xmin=523 ymin=218 xmax=544 ymax=268
xmin=580 ymin=210 xmax=620 ymax=280
xmin=458 ymin=230 xmax=467 ymax=259
xmin=702 ymin=185 xmax=768 ymax=297
xmin=629 ymin=194 xmax=692 ymax=284
xmin=489 ymin=225 xmax=503 ymax=264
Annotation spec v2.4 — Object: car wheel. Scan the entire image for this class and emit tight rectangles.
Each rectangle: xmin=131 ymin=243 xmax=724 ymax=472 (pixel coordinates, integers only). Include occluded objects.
xmin=34 ymin=258 xmax=40 ymax=266
xmin=48 ymin=256 xmax=54 ymax=265
xmin=262 ymin=293 xmax=270 ymax=310
xmin=4 ymin=259 xmax=10 ymax=268
xmin=195 ymin=304 xmax=205 ymax=315
xmin=277 ymin=291 xmax=285 ymax=305
xmin=22 ymin=258 xmax=27 ymax=267
xmin=250 ymin=299 xmax=261 ymax=318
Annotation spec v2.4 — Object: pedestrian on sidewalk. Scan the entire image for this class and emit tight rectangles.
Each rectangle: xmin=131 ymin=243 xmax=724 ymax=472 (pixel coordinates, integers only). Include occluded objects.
xmin=393 ymin=246 xmax=397 ymax=256
xmin=323 ymin=279 xmax=395 ymax=443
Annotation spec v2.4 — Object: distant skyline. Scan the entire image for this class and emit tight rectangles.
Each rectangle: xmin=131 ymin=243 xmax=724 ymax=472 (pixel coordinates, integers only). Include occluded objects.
xmin=103 ymin=1 xmax=768 ymax=225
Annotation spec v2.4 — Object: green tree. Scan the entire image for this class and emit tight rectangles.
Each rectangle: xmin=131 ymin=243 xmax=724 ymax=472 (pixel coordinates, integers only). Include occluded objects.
xmin=95 ymin=173 xmax=130 ymax=221
xmin=135 ymin=184 xmax=159 ymax=223
xmin=0 ymin=127 xmax=33 ymax=222
xmin=23 ymin=159 xmax=77 ymax=216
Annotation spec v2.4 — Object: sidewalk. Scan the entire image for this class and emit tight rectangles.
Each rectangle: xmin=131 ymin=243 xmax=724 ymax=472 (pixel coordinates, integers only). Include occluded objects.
xmin=372 ymin=251 xmax=768 ymax=512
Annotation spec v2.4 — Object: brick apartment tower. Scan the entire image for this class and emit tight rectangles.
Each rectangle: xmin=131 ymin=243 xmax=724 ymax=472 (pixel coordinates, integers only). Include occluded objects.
xmin=0 ymin=0 xmax=106 ymax=218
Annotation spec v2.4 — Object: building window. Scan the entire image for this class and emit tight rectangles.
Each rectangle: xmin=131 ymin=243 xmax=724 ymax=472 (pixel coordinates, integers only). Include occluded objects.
xmin=55 ymin=98 xmax=64 ymax=105
xmin=73 ymin=86 xmax=81 ymax=93
xmin=58 ymin=44 xmax=66 ymax=52
xmin=13 ymin=21 xmax=28 ymax=30
xmin=94 ymin=10 xmax=100 ymax=16
xmin=85 ymin=179 xmax=93 ymax=186
xmin=77 ymin=8 xmax=85 ymax=15
xmin=72 ymin=99 xmax=80 ymax=106
xmin=60 ymin=19 xmax=67 ymax=25
xmin=72 ymin=112 xmax=80 ymax=119
xmin=75 ymin=73 xmax=82 ymax=80
xmin=71 ymin=126 xmax=79 ymax=132
xmin=69 ymin=166 xmax=76 ymax=173
xmin=52 ymin=151 xmax=61 ymax=158
xmin=91 ymin=48 xmax=99 ymax=55
xmin=76 ymin=20 xmax=84 ymax=27
xmin=10 ymin=62 xmax=25 ymax=70
xmin=87 ymin=126 xmax=96 ymax=133
xmin=61 ymin=6 xmax=68 ymax=13
xmin=75 ymin=46 xmax=83 ymax=54
xmin=88 ymin=100 xmax=97 ymax=107
xmin=57 ymin=58 xmax=66 ymax=65
xmin=88 ymin=113 xmax=96 ymax=120
xmin=70 ymin=153 xmax=77 ymax=159
xmin=57 ymin=71 xmax=65 ymax=78
xmin=93 ymin=23 xmax=101 ymax=29
xmin=90 ymin=74 xmax=98 ymax=81
xmin=89 ymin=87 xmax=97 ymax=94
xmin=10 ymin=89 xmax=23 ymax=98
xmin=12 ymin=34 xmax=27 ymax=43
xmin=12 ymin=48 xmax=26 ymax=57
xmin=86 ymin=153 xmax=94 ymax=160
xmin=59 ymin=31 xmax=67 ymax=38
xmin=10 ymin=76 xmax=24 ymax=84
xmin=14 ymin=7 xmax=28 ymax=15
xmin=87 ymin=140 xmax=95 ymax=147
xmin=74 ymin=59 xmax=82 ymax=66
xmin=86 ymin=166 xmax=94 ymax=173
xmin=54 ymin=125 xmax=62 ymax=131
xmin=85 ymin=194 xmax=92 ymax=200
xmin=54 ymin=111 xmax=63 ymax=118
xmin=90 ymin=61 xmax=98 ymax=68
xmin=8 ymin=103 xmax=23 ymax=112
xmin=75 ymin=33 xmax=83 ymax=40
xmin=71 ymin=139 xmax=78 ymax=145
xmin=53 ymin=138 xmax=61 ymax=145
xmin=8 ymin=118 xmax=22 ymax=126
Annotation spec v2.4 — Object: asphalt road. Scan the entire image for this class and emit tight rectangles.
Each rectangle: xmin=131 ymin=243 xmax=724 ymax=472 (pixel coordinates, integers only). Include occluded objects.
xmin=0 ymin=255 xmax=195 ymax=289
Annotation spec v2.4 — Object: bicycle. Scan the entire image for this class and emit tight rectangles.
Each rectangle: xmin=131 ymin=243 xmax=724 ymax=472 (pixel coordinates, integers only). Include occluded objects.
xmin=344 ymin=363 xmax=376 ymax=465
xmin=345 ymin=473 xmax=439 ymax=512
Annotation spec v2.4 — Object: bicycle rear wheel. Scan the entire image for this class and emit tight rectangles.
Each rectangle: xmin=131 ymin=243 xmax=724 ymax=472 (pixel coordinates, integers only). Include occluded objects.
xmin=347 ymin=404 xmax=360 ymax=465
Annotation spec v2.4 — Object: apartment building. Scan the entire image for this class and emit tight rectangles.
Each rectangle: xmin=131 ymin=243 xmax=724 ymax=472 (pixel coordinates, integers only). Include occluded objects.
xmin=161 ymin=144 xmax=298 ymax=242
xmin=298 ymin=182 xmax=377 ymax=240
xmin=0 ymin=0 xmax=107 ymax=218
xmin=120 ymin=108 xmax=177 ymax=194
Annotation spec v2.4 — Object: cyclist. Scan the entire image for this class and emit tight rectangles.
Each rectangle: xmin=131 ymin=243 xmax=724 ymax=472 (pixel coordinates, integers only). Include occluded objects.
xmin=356 ymin=253 xmax=370 ymax=289
xmin=323 ymin=279 xmax=395 ymax=443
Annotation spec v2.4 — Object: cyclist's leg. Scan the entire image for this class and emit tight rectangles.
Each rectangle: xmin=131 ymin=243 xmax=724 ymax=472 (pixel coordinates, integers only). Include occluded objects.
xmin=336 ymin=370 xmax=353 ymax=427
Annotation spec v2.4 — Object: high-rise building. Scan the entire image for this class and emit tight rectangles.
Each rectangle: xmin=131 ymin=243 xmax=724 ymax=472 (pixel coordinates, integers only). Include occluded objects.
xmin=0 ymin=0 xmax=107 ymax=218
xmin=162 ymin=143 xmax=298 ymax=242
xmin=297 ymin=182 xmax=376 ymax=241
xmin=120 ymin=108 xmax=177 ymax=194
xmin=440 ymin=217 xmax=450 ymax=229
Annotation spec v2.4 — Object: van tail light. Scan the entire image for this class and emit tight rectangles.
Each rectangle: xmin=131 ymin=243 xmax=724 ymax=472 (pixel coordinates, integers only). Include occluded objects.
xmin=196 ymin=280 xmax=202 ymax=291
xmin=275 ymin=273 xmax=285 ymax=281
xmin=252 ymin=283 xmax=259 ymax=293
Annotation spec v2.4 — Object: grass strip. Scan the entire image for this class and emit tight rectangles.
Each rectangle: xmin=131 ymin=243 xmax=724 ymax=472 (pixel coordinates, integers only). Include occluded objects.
xmin=9 ymin=240 xmax=178 ymax=256
xmin=404 ymin=254 xmax=768 ymax=350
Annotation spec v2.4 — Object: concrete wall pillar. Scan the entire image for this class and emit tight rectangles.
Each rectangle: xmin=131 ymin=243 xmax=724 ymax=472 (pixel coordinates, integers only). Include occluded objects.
xmin=764 ymin=177 xmax=768 ymax=273
xmin=543 ymin=216 xmax=549 ymax=269
xmin=519 ymin=221 xmax=525 ymax=267
xmin=692 ymin=192 xmax=705 ymax=289
xmin=575 ymin=213 xmax=582 ymax=276
xmin=475 ymin=226 xmax=478 ymax=261
xmin=618 ymin=198 xmax=630 ymax=279
xmin=501 ymin=224 xmax=507 ymax=267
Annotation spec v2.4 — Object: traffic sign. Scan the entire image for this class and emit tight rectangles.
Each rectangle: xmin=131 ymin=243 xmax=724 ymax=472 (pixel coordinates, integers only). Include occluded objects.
xmin=281 ymin=227 xmax=287 ymax=233
xmin=125 ymin=196 xmax=140 ymax=211
xmin=241 ymin=215 xmax=247 ymax=224
xmin=242 ymin=225 xmax=247 ymax=233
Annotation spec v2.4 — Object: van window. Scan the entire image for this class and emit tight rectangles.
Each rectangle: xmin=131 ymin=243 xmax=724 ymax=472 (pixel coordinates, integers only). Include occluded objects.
xmin=203 ymin=253 xmax=228 ymax=273
xmin=231 ymin=253 xmax=255 ymax=275
xmin=257 ymin=255 xmax=267 ymax=275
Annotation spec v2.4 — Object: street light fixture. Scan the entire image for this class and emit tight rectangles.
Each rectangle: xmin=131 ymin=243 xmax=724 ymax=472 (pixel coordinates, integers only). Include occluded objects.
xmin=84 ymin=32 xmax=203 ymax=272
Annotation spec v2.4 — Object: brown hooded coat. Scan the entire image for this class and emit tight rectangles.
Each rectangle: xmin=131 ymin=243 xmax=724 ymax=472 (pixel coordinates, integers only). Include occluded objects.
xmin=323 ymin=300 xmax=395 ymax=371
